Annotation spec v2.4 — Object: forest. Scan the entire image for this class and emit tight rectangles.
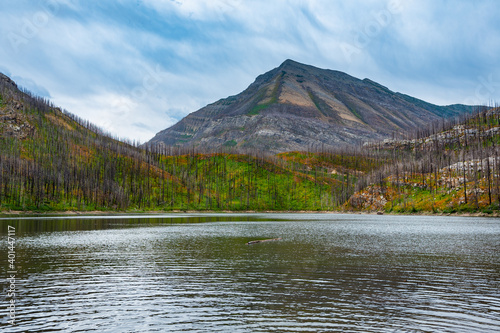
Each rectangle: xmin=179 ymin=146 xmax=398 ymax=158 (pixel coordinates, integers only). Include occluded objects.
xmin=350 ymin=105 xmax=500 ymax=214
xmin=1 ymin=74 xmax=499 ymax=214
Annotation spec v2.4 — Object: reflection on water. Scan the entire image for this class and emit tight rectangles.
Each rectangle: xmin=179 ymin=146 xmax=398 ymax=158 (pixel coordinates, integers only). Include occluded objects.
xmin=1 ymin=214 xmax=499 ymax=332
xmin=0 ymin=214 xmax=272 ymax=233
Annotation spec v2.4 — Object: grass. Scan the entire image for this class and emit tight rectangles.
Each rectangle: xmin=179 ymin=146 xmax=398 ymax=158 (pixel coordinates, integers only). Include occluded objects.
xmin=248 ymin=103 xmax=271 ymax=116
xmin=277 ymin=151 xmax=385 ymax=174
xmin=350 ymin=107 xmax=362 ymax=120
xmin=3 ymin=133 xmax=359 ymax=211
xmin=308 ymin=91 xmax=323 ymax=114
xmin=223 ymin=140 xmax=237 ymax=147
xmin=348 ymin=169 xmax=500 ymax=214
xmin=247 ymin=72 xmax=283 ymax=116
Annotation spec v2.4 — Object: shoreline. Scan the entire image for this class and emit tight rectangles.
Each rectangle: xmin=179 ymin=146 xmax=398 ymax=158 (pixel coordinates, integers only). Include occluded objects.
xmin=1 ymin=209 xmax=498 ymax=218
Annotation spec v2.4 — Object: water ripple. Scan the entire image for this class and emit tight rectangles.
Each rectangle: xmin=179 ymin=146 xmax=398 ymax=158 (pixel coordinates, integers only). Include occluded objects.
xmin=1 ymin=214 xmax=499 ymax=332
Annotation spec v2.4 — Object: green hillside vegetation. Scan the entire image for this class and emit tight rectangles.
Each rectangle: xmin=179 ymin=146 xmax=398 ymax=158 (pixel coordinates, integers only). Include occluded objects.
xmin=1 ymin=76 xmax=382 ymax=212
xmin=348 ymin=106 xmax=500 ymax=214
xmin=1 ymin=73 xmax=499 ymax=214
xmin=247 ymin=71 xmax=283 ymax=116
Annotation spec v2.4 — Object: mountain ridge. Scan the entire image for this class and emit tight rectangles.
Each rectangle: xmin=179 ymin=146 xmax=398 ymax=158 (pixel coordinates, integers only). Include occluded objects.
xmin=148 ymin=59 xmax=475 ymax=153
xmin=2 ymin=70 xmax=500 ymax=215
xmin=0 ymin=71 xmax=370 ymax=212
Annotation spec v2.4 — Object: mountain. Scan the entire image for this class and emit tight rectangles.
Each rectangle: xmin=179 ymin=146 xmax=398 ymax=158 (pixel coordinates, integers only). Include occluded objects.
xmin=0 ymin=72 xmax=366 ymax=212
xmin=2 ymin=71 xmax=499 ymax=214
xmin=147 ymin=59 xmax=475 ymax=153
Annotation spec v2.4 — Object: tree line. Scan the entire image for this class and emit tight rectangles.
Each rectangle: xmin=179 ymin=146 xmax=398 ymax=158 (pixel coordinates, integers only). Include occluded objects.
xmin=2 ymin=75 xmax=499 ymax=213
xmin=1 ymin=77 xmax=377 ymax=211
xmin=351 ymin=105 xmax=500 ymax=213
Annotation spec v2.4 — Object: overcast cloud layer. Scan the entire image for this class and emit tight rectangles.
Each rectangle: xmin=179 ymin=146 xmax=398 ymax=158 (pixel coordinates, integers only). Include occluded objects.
xmin=1 ymin=0 xmax=499 ymax=142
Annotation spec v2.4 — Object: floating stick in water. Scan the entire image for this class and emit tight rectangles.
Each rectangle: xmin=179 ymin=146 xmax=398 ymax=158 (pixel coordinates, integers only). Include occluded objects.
xmin=246 ymin=238 xmax=282 ymax=245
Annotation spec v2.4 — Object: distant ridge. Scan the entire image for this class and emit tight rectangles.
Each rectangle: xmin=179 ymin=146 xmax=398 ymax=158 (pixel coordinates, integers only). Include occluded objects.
xmin=153 ymin=60 xmax=475 ymax=153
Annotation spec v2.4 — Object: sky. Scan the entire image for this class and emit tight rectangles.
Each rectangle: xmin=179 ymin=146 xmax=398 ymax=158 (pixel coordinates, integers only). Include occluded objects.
xmin=1 ymin=0 xmax=500 ymax=142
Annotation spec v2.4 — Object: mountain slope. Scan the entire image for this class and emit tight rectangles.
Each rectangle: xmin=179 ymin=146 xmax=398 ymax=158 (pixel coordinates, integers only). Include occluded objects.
xmin=148 ymin=60 xmax=475 ymax=153
xmin=348 ymin=107 xmax=500 ymax=214
xmin=2 ymin=71 xmax=498 ymax=214
xmin=0 ymin=72 xmax=371 ymax=212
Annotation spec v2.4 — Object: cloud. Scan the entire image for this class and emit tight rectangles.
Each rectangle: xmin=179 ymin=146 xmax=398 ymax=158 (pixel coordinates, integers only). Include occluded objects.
xmin=0 ymin=0 xmax=499 ymax=142
xmin=143 ymin=0 xmax=244 ymax=21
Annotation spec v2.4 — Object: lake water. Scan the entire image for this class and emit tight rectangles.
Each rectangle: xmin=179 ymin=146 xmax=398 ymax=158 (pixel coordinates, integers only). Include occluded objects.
xmin=1 ymin=213 xmax=499 ymax=332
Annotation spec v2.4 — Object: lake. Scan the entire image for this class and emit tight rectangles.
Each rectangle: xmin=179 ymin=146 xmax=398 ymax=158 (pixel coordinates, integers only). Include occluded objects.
xmin=1 ymin=213 xmax=499 ymax=332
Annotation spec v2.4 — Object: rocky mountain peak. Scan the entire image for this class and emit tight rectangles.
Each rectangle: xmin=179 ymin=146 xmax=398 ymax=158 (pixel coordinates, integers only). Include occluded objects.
xmin=147 ymin=60 xmax=475 ymax=153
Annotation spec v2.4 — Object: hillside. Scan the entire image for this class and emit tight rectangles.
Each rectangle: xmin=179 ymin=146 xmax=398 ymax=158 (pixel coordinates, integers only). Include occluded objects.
xmin=0 ymin=73 xmax=159 ymax=210
xmin=2 ymin=71 xmax=498 ymax=215
xmin=0 ymin=72 xmax=380 ymax=212
xmin=147 ymin=60 xmax=474 ymax=153
xmin=348 ymin=107 xmax=500 ymax=214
